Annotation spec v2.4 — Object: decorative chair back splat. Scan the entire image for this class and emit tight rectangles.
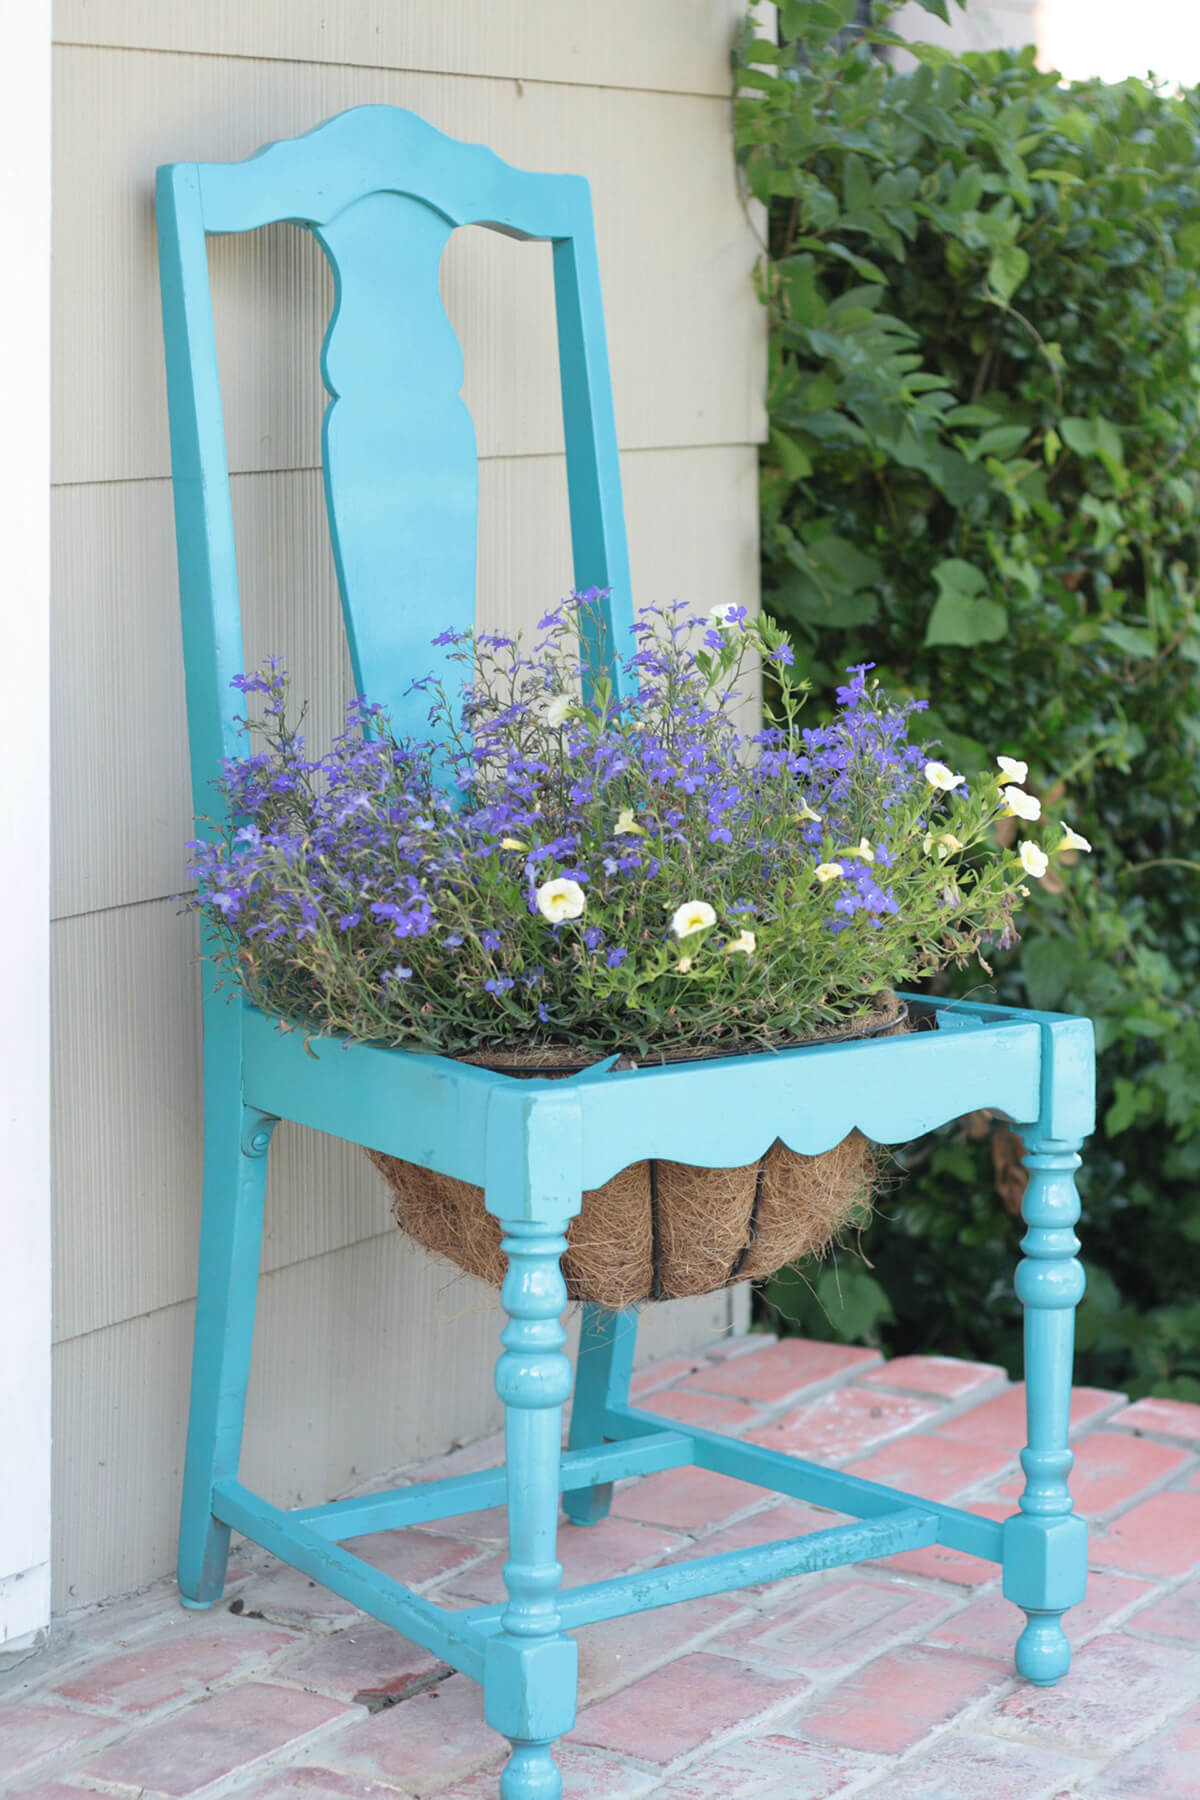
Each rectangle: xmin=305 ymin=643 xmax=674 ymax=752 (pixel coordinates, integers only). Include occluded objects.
xmin=158 ymin=106 xmax=1096 ymax=1800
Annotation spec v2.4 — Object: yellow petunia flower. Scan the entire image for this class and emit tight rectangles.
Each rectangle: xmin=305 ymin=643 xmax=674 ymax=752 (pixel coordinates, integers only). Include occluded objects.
xmin=724 ymin=930 xmax=757 ymax=957
xmin=535 ymin=877 xmax=586 ymax=923
xmin=815 ymin=862 xmax=844 ymax=883
xmin=499 ymin=837 xmax=527 ymax=852
xmin=670 ymin=900 xmax=717 ymax=939
xmin=1003 ymin=786 xmax=1042 ymax=822
xmin=1019 ymin=841 xmax=1049 ymax=879
xmin=1059 ymin=823 xmax=1092 ymax=853
xmin=924 ymin=761 xmax=965 ymax=791
xmin=997 ymin=754 xmax=1029 ymax=785
xmin=614 ymin=808 xmax=645 ymax=837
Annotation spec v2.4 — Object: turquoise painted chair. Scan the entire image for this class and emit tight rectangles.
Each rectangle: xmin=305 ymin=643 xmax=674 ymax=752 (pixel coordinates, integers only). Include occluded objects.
xmin=157 ymin=107 xmax=1095 ymax=1799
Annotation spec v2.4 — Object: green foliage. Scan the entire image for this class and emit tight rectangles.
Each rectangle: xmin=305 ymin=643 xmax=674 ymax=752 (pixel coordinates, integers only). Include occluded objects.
xmin=737 ymin=4 xmax=1200 ymax=1397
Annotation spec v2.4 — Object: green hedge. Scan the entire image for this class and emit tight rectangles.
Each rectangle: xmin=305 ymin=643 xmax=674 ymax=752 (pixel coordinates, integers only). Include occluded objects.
xmin=736 ymin=1 xmax=1200 ymax=1396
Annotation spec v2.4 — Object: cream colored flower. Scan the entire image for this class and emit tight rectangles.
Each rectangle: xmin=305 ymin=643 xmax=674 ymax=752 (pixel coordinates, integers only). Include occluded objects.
xmin=924 ymin=761 xmax=965 ymax=792
xmin=997 ymin=754 xmax=1029 ymax=785
xmin=535 ymin=877 xmax=586 ymax=923
xmin=1059 ymin=823 xmax=1092 ymax=853
xmin=542 ymin=693 xmax=572 ymax=729
xmin=854 ymin=837 xmax=875 ymax=863
xmin=499 ymin=837 xmax=527 ymax=852
xmin=1019 ymin=841 xmax=1049 ymax=879
xmin=614 ymin=808 xmax=645 ymax=837
xmin=674 ymin=955 xmax=694 ymax=973
xmin=796 ymin=800 xmax=822 ymax=824
xmin=815 ymin=862 xmax=844 ymax=883
xmin=935 ymin=832 xmax=963 ymax=860
xmin=1003 ymin=786 xmax=1042 ymax=822
xmin=724 ymin=930 xmax=757 ymax=957
xmin=670 ymin=899 xmax=717 ymax=939
xmin=708 ymin=603 xmax=743 ymax=630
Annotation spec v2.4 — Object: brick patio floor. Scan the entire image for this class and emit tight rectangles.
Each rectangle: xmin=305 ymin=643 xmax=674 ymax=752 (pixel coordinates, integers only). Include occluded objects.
xmin=4 ymin=1334 xmax=1200 ymax=1797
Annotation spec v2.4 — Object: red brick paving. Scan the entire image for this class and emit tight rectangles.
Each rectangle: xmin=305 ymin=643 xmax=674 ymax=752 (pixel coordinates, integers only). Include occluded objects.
xmin=719 ymin=1573 xmax=957 ymax=1675
xmin=437 ymin=1745 xmax=655 ymax=1798
xmin=238 ymin=1771 xmax=409 ymax=1799
xmin=574 ymin=1651 xmax=808 ymax=1765
xmin=272 ymin=1619 xmax=443 ymax=1703
xmin=575 ymin=1593 xmax=748 ymax=1703
xmin=747 ymin=1386 xmax=942 ymax=1462
xmin=0 ymin=1703 xmax=113 ymax=1776
xmin=609 ymin=1464 xmax=776 ymax=1532
xmin=1124 ymin=1573 xmax=1200 ymax=1642
xmin=1091 ymin=1488 xmax=1200 ymax=1578
xmin=683 ymin=1339 xmax=880 ymax=1405
xmin=632 ymin=1385 xmax=761 ymax=1432
xmin=937 ymin=1382 xmax=1119 ymax=1448
xmin=858 ymin=1354 xmax=1007 ymax=1400
xmin=793 ymin=1643 xmax=1008 ymax=1754
xmin=314 ymin=1672 xmax=503 ymax=1790
xmin=989 ymin=1430 xmax=1190 ymax=1518
xmin=994 ymin=1630 xmax=1200 ymax=1750
xmin=871 ymin=1499 xmax=1013 ymax=1587
xmin=444 ymin=1515 xmax=688 ymax=1605
xmin=844 ymin=1430 xmax=1013 ymax=1500
xmin=874 ymin=1729 xmax=1085 ymax=1797
xmin=77 ymin=1681 xmax=353 ymax=1795
xmin=1081 ymin=1699 xmax=1200 ymax=1799
xmin=51 ymin=1618 xmax=300 ymax=1715
xmin=925 ymin=1570 xmax=1151 ymax=1661
xmin=652 ymin=1732 xmax=883 ymax=1797
xmin=1111 ymin=1394 xmax=1200 ymax=1447
xmin=6 ymin=1335 xmax=1200 ymax=1800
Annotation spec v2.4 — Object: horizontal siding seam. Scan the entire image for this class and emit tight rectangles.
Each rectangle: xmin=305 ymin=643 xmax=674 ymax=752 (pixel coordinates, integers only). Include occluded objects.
xmin=49 ymin=38 xmax=735 ymax=104
xmin=50 ymin=441 xmax=763 ymax=495
xmin=52 ymin=1226 xmax=408 ymax=1351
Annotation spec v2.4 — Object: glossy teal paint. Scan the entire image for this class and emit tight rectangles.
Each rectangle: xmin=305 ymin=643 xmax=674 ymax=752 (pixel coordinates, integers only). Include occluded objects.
xmin=158 ymin=107 xmax=1096 ymax=1797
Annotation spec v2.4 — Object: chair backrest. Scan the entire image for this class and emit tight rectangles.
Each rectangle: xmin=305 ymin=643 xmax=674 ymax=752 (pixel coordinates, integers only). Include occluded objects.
xmin=157 ymin=105 xmax=635 ymax=820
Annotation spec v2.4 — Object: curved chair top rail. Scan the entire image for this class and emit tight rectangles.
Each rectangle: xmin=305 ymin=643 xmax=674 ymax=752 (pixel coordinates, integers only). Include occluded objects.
xmin=157 ymin=105 xmax=634 ymax=822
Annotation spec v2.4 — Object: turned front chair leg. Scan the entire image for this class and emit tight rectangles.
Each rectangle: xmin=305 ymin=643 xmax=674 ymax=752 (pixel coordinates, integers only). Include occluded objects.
xmin=563 ymin=1304 xmax=638 ymax=1527
xmin=1003 ymin=1133 xmax=1088 ymax=1685
xmin=178 ymin=1101 xmax=277 ymax=1607
xmin=485 ymin=1218 xmax=579 ymax=1800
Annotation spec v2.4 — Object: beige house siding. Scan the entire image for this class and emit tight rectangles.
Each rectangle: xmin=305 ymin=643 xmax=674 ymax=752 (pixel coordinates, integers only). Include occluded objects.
xmin=49 ymin=5 xmax=767 ymax=1609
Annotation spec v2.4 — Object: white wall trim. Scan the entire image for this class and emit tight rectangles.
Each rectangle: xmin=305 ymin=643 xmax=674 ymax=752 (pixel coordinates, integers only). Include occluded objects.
xmin=0 ymin=0 xmax=52 ymax=1653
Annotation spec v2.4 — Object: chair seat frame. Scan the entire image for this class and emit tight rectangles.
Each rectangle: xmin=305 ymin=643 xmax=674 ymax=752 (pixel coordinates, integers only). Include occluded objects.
xmin=157 ymin=107 xmax=1095 ymax=1800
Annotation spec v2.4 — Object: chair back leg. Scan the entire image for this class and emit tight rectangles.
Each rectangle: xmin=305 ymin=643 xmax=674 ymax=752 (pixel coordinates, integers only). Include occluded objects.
xmin=177 ymin=1095 xmax=276 ymax=1607
xmin=562 ymin=1304 xmax=638 ymax=1527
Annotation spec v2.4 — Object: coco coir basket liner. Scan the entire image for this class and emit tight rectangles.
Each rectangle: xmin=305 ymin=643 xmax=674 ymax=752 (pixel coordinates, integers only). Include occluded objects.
xmin=370 ymin=993 xmax=908 ymax=1310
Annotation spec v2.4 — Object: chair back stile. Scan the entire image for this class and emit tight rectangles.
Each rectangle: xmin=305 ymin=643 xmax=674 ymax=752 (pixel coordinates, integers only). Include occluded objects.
xmin=157 ymin=103 xmax=637 ymax=826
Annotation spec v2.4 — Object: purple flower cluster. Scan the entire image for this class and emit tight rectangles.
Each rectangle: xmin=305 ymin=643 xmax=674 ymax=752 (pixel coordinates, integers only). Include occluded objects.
xmin=185 ymin=595 xmax=995 ymax=1056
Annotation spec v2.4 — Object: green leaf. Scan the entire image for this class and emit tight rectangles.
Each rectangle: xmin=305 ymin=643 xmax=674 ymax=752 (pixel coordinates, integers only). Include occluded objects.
xmin=923 ymin=559 xmax=1008 ymax=647
xmin=1105 ymin=1077 xmax=1140 ymax=1139
xmin=973 ymin=424 xmax=1028 ymax=460
xmin=1022 ymin=938 xmax=1071 ymax=1012
xmin=1061 ymin=416 xmax=1123 ymax=466
xmin=987 ymin=244 xmax=1030 ymax=304
xmin=769 ymin=427 xmax=813 ymax=481
xmin=807 ymin=535 xmax=883 ymax=591
xmin=1099 ymin=621 xmax=1156 ymax=660
xmin=815 ymin=1264 xmax=895 ymax=1343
